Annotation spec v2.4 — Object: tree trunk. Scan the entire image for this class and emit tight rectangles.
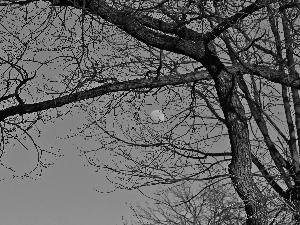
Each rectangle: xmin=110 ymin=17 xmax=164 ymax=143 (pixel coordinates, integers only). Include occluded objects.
xmin=199 ymin=48 xmax=268 ymax=224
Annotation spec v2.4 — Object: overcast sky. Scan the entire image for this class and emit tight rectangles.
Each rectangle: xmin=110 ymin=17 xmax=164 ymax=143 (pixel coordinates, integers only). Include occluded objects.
xmin=0 ymin=107 xmax=147 ymax=225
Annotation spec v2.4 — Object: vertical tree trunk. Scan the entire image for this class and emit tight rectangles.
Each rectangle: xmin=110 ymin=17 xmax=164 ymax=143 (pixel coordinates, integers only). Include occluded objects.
xmin=199 ymin=49 xmax=267 ymax=224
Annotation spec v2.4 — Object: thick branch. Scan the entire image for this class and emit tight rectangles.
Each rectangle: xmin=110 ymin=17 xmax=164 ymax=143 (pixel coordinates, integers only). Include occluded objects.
xmin=1 ymin=62 xmax=298 ymax=122
xmin=138 ymin=15 xmax=203 ymax=43
xmin=0 ymin=71 xmax=209 ymax=121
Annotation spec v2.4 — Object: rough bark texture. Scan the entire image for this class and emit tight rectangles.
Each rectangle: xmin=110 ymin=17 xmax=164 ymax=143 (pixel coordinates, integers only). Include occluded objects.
xmin=199 ymin=47 xmax=267 ymax=224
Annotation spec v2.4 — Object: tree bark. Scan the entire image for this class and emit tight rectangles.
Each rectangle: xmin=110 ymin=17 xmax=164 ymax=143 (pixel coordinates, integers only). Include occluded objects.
xmin=199 ymin=47 xmax=267 ymax=224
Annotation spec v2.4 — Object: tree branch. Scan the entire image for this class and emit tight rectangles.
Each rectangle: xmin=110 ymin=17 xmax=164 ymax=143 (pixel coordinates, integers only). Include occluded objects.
xmin=205 ymin=0 xmax=273 ymax=41
xmin=0 ymin=71 xmax=210 ymax=121
xmin=1 ymin=63 xmax=300 ymax=122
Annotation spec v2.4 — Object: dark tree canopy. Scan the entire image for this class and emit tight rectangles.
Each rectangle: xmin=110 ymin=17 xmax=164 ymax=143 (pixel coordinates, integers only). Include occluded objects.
xmin=1 ymin=0 xmax=300 ymax=224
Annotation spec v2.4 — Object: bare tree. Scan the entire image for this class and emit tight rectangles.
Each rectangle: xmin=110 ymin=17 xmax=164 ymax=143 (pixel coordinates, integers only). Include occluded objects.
xmin=128 ymin=181 xmax=247 ymax=225
xmin=1 ymin=0 xmax=300 ymax=223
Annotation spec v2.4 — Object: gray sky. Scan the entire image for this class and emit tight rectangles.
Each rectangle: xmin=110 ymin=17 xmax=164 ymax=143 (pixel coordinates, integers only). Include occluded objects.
xmin=0 ymin=107 xmax=151 ymax=225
